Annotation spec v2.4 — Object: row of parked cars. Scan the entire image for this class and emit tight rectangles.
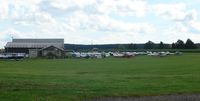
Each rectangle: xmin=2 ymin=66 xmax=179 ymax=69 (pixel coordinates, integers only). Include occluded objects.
xmin=0 ymin=53 xmax=26 ymax=60
xmin=69 ymin=51 xmax=183 ymax=59
xmin=0 ymin=51 xmax=183 ymax=60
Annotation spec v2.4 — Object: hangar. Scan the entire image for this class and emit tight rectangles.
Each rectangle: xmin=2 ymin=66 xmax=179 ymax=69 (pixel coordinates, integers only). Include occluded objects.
xmin=5 ymin=39 xmax=65 ymax=58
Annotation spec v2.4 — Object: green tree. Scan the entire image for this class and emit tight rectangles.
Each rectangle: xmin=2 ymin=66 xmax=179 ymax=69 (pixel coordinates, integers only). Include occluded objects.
xmin=144 ymin=41 xmax=155 ymax=49
xmin=128 ymin=43 xmax=136 ymax=49
xmin=172 ymin=43 xmax=176 ymax=49
xmin=185 ymin=39 xmax=197 ymax=49
xmin=158 ymin=41 xmax=165 ymax=49
xmin=118 ymin=44 xmax=126 ymax=50
xmin=175 ymin=39 xmax=185 ymax=49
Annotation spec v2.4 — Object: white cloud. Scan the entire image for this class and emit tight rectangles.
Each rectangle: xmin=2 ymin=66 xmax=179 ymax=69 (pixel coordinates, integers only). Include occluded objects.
xmin=50 ymin=0 xmax=96 ymax=10
xmin=152 ymin=3 xmax=200 ymax=42
xmin=1 ymin=0 xmax=200 ymax=48
xmin=47 ymin=0 xmax=148 ymax=17
xmin=0 ymin=0 xmax=50 ymax=25
xmin=1 ymin=0 xmax=152 ymax=37
xmin=153 ymin=3 xmax=185 ymax=20
xmin=152 ymin=3 xmax=197 ymax=22
xmin=185 ymin=21 xmax=200 ymax=33
xmin=13 ymin=11 xmax=57 ymax=26
xmin=161 ymin=25 xmax=200 ymax=43
xmin=97 ymin=0 xmax=147 ymax=17
xmin=0 ymin=1 xmax=8 ymax=20
xmin=66 ymin=11 xmax=154 ymax=33
xmin=0 ymin=28 xmax=21 ymax=48
xmin=0 ymin=0 xmax=52 ymax=27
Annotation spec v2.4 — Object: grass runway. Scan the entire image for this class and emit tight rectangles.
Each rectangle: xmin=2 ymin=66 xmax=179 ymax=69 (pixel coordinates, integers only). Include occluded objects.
xmin=0 ymin=53 xmax=200 ymax=101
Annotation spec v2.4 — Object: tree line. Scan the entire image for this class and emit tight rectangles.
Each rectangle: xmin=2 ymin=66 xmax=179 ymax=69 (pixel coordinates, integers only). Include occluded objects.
xmin=64 ymin=39 xmax=199 ymax=50
xmin=127 ymin=39 xmax=199 ymax=49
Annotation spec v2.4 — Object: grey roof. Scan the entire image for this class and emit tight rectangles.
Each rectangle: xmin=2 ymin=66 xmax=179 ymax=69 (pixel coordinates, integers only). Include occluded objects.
xmin=40 ymin=45 xmax=64 ymax=51
xmin=5 ymin=42 xmax=64 ymax=48
xmin=12 ymin=39 xmax=64 ymax=43
xmin=5 ymin=39 xmax=64 ymax=48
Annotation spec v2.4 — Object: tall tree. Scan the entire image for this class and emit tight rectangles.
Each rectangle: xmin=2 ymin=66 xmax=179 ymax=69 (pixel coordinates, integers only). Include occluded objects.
xmin=175 ymin=39 xmax=185 ymax=49
xmin=144 ymin=41 xmax=155 ymax=49
xmin=158 ymin=41 xmax=165 ymax=49
xmin=185 ymin=39 xmax=197 ymax=49
xmin=172 ymin=43 xmax=176 ymax=49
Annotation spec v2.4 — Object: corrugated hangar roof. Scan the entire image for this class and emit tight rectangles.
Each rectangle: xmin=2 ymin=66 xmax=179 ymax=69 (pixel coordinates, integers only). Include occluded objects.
xmin=5 ymin=39 xmax=64 ymax=48
xmin=5 ymin=42 xmax=64 ymax=48
xmin=12 ymin=39 xmax=64 ymax=43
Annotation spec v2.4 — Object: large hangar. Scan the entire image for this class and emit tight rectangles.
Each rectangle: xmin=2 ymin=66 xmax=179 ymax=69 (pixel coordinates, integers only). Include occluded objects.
xmin=5 ymin=39 xmax=65 ymax=58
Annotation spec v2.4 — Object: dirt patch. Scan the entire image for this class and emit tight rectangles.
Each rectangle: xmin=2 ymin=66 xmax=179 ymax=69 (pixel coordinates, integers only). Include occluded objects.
xmin=85 ymin=94 xmax=200 ymax=101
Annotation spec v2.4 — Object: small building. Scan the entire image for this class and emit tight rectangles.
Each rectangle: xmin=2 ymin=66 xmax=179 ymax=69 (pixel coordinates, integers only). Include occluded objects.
xmin=5 ymin=39 xmax=65 ymax=58
xmin=39 ymin=45 xmax=64 ymax=58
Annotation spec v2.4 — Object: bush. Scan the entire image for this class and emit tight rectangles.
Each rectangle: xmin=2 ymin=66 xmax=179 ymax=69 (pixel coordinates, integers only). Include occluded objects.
xmin=46 ymin=52 xmax=57 ymax=59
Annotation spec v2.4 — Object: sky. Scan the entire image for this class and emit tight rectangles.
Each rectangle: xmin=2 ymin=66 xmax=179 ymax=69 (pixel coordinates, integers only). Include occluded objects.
xmin=0 ymin=0 xmax=200 ymax=48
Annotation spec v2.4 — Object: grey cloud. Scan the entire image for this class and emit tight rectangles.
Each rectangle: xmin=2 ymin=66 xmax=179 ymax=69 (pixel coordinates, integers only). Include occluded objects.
xmin=39 ymin=0 xmax=76 ymax=17
xmin=173 ymin=11 xmax=197 ymax=22
xmin=39 ymin=0 xmax=101 ymax=16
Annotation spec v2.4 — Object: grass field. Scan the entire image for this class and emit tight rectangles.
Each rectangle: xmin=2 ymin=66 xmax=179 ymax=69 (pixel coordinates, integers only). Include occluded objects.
xmin=0 ymin=53 xmax=200 ymax=101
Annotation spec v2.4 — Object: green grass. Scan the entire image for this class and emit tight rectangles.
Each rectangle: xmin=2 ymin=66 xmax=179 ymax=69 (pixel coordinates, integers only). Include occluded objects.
xmin=0 ymin=53 xmax=200 ymax=101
